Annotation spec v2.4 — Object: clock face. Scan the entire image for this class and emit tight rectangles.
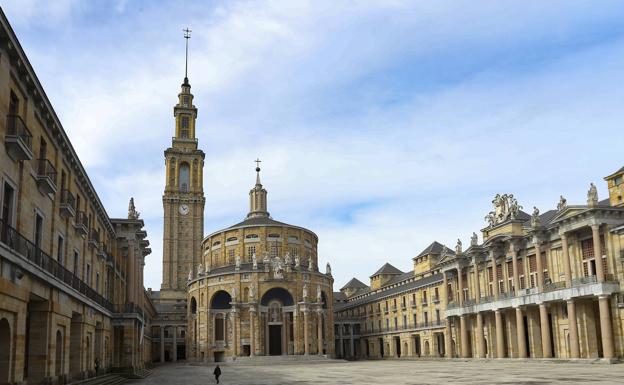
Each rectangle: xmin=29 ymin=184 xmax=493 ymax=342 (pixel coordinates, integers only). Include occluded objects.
xmin=179 ymin=204 xmax=189 ymax=215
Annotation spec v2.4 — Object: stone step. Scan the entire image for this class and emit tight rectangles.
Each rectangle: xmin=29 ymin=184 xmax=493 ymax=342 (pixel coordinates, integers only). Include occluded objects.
xmin=69 ymin=373 xmax=127 ymax=385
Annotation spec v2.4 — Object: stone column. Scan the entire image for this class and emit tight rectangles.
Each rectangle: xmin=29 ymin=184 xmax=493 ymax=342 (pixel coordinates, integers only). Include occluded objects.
xmin=476 ymin=312 xmax=485 ymax=358
xmin=591 ymin=224 xmax=605 ymax=282
xmin=172 ymin=326 xmax=177 ymax=362
xmin=233 ymin=310 xmax=239 ymax=357
xmin=443 ymin=272 xmax=449 ymax=304
xmin=338 ymin=322 xmax=344 ymax=358
xmin=264 ymin=313 xmax=269 ymax=355
xmin=303 ymin=309 xmax=310 ymax=355
xmin=293 ymin=310 xmax=299 ymax=355
xmin=491 ymin=251 xmax=499 ymax=299
xmin=561 ymin=233 xmax=572 ymax=287
xmin=349 ymin=325 xmax=354 ymax=358
xmin=495 ymin=310 xmax=504 ymax=358
xmin=598 ymin=295 xmax=614 ymax=359
xmin=457 ymin=268 xmax=464 ymax=306
xmin=515 ymin=307 xmax=527 ymax=358
xmin=317 ymin=311 xmax=324 ymax=355
xmin=534 ymin=240 xmax=544 ymax=291
xmin=511 ymin=245 xmax=520 ymax=295
xmin=539 ymin=303 xmax=552 ymax=358
xmin=474 ymin=263 xmax=481 ymax=303
xmin=566 ymin=300 xmax=580 ymax=358
xmin=160 ymin=326 xmax=165 ymax=362
xmin=445 ymin=318 xmax=452 ymax=358
xmin=249 ymin=309 xmax=255 ymax=357
xmin=460 ymin=315 xmax=468 ymax=358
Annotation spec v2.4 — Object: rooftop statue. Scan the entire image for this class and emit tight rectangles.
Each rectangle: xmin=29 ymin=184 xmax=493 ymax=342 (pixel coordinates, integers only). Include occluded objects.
xmin=557 ymin=195 xmax=567 ymax=211
xmin=485 ymin=193 xmax=523 ymax=227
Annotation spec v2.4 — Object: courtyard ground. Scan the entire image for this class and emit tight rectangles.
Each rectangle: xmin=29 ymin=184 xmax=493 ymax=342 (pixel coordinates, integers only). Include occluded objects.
xmin=129 ymin=359 xmax=624 ymax=385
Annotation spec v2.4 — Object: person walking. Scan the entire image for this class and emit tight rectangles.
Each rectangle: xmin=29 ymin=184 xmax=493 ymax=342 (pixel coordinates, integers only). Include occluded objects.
xmin=213 ymin=365 xmax=221 ymax=384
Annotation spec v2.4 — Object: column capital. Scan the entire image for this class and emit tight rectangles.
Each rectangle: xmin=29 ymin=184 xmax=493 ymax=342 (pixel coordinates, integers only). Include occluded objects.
xmin=597 ymin=294 xmax=611 ymax=300
xmin=566 ymin=298 xmax=575 ymax=305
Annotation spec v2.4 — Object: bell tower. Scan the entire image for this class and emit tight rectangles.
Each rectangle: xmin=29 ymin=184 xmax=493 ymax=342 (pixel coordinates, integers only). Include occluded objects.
xmin=161 ymin=29 xmax=205 ymax=292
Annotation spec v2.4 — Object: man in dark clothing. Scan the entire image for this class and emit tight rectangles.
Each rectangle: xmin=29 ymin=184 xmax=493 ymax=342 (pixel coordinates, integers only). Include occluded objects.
xmin=213 ymin=365 xmax=221 ymax=384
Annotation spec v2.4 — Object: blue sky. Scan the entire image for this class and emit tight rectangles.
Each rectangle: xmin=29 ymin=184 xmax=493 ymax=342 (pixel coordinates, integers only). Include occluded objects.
xmin=3 ymin=0 xmax=624 ymax=290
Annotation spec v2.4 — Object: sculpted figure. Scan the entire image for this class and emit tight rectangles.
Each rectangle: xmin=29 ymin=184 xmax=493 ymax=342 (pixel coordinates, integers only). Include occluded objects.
xmin=249 ymin=284 xmax=256 ymax=299
xmin=187 ymin=268 xmax=193 ymax=281
xmin=232 ymin=287 xmax=237 ymax=300
xmin=587 ymin=183 xmax=598 ymax=205
xmin=557 ymin=195 xmax=567 ymax=211
xmin=128 ymin=197 xmax=140 ymax=219
xmin=235 ymin=255 xmax=241 ymax=269
xmin=308 ymin=257 xmax=314 ymax=271
xmin=326 ymin=262 xmax=332 ymax=276
xmin=263 ymin=252 xmax=270 ymax=272
xmin=302 ymin=283 xmax=308 ymax=300
xmin=455 ymin=239 xmax=462 ymax=254
xmin=531 ymin=206 xmax=540 ymax=227
xmin=294 ymin=255 xmax=300 ymax=269
xmin=470 ymin=232 xmax=478 ymax=246
xmin=317 ymin=284 xmax=322 ymax=303
xmin=197 ymin=263 xmax=204 ymax=276
xmin=273 ymin=256 xmax=284 ymax=279
xmin=252 ymin=252 xmax=258 ymax=270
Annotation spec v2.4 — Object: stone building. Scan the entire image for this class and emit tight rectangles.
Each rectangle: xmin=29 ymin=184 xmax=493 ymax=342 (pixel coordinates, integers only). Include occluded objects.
xmin=186 ymin=167 xmax=335 ymax=361
xmin=334 ymin=167 xmax=624 ymax=361
xmin=0 ymin=9 xmax=154 ymax=384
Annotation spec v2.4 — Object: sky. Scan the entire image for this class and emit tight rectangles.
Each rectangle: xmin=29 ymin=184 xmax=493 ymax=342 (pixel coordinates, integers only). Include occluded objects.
xmin=3 ymin=0 xmax=624 ymax=291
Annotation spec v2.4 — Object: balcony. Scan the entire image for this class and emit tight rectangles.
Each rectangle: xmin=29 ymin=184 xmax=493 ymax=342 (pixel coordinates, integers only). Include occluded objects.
xmin=410 ymin=301 xmax=416 ymax=308
xmin=391 ymin=305 xmax=397 ymax=312
xmin=4 ymin=114 xmax=34 ymax=161
xmin=88 ymin=228 xmax=100 ymax=249
xmin=35 ymin=158 xmax=57 ymax=195
xmin=0 ymin=216 xmax=113 ymax=311
xmin=59 ymin=189 xmax=76 ymax=218
xmin=422 ymin=300 xmax=428 ymax=307
xmin=383 ymin=307 xmax=389 ymax=314
xmin=74 ymin=211 xmax=88 ymax=236
xmin=432 ymin=295 xmax=440 ymax=304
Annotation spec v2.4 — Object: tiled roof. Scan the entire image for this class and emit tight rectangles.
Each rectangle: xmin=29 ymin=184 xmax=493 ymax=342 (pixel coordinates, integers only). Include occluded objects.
xmin=334 ymin=273 xmax=442 ymax=312
xmin=415 ymin=241 xmax=448 ymax=258
xmin=340 ymin=278 xmax=368 ymax=290
xmin=370 ymin=263 xmax=403 ymax=277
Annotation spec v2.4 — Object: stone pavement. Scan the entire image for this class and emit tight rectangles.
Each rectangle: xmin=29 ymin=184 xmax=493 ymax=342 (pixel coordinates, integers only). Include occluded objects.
xmin=130 ymin=360 xmax=624 ymax=385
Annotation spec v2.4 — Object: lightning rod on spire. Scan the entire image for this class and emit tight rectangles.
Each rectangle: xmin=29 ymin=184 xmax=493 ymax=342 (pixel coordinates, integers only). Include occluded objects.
xmin=183 ymin=27 xmax=192 ymax=83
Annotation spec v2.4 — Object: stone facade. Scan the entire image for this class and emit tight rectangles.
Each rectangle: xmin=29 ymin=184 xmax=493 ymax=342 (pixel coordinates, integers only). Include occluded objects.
xmin=0 ymin=9 xmax=155 ymax=384
xmin=334 ymin=167 xmax=624 ymax=361
xmin=186 ymin=169 xmax=335 ymax=361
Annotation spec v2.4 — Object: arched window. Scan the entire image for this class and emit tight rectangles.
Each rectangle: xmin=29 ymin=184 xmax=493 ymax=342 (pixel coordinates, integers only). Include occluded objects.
xmin=190 ymin=297 xmax=197 ymax=315
xmin=179 ymin=162 xmax=190 ymax=192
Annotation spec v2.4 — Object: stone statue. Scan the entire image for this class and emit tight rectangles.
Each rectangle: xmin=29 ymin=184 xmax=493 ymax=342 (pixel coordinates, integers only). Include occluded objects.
xmin=294 ymin=255 xmax=300 ymax=269
xmin=470 ymin=232 xmax=478 ymax=246
xmin=235 ymin=255 xmax=241 ymax=269
xmin=326 ymin=262 xmax=332 ymax=276
xmin=316 ymin=284 xmax=322 ymax=303
xmin=206 ymin=263 xmax=211 ymax=273
xmin=187 ymin=268 xmax=193 ymax=281
xmin=455 ymin=239 xmax=462 ymax=254
xmin=302 ymin=283 xmax=308 ymax=300
xmin=587 ymin=182 xmax=598 ymax=206
xmin=485 ymin=193 xmax=523 ymax=227
xmin=128 ymin=197 xmax=140 ymax=219
xmin=232 ymin=287 xmax=237 ymax=300
xmin=197 ymin=263 xmax=204 ymax=276
xmin=308 ymin=257 xmax=314 ymax=272
xmin=252 ymin=252 xmax=258 ymax=270
xmin=284 ymin=252 xmax=292 ymax=272
xmin=531 ymin=206 xmax=540 ymax=227
xmin=557 ymin=195 xmax=567 ymax=211
xmin=272 ymin=256 xmax=284 ymax=279
xmin=263 ymin=252 xmax=270 ymax=272
xmin=249 ymin=284 xmax=256 ymax=299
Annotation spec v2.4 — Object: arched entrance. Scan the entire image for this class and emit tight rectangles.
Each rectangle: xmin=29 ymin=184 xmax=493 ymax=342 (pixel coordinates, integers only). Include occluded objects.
xmin=260 ymin=288 xmax=294 ymax=356
xmin=0 ymin=318 xmax=11 ymax=383
xmin=210 ymin=290 xmax=232 ymax=361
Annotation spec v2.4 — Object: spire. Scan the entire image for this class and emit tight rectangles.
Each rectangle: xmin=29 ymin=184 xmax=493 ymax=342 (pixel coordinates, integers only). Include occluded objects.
xmin=247 ymin=159 xmax=269 ymax=218
xmin=183 ymin=27 xmax=191 ymax=86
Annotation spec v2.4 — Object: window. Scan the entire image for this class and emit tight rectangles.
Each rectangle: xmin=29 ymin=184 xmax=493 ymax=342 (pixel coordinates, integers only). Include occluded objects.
xmin=226 ymin=237 xmax=237 ymax=242
xmin=34 ymin=212 xmax=44 ymax=248
xmin=436 ymin=309 xmax=440 ymax=323
xmin=424 ymin=312 xmax=429 ymax=325
xmin=615 ymin=175 xmax=623 ymax=185
xmin=73 ymin=251 xmax=79 ymax=276
xmin=96 ymin=273 xmax=100 ymax=293
xmin=180 ymin=116 xmax=190 ymax=138
xmin=413 ymin=314 xmax=417 ymax=325
xmin=213 ymin=241 xmax=221 ymax=246
xmin=245 ymin=234 xmax=258 ymax=239
xmin=57 ymin=235 xmax=64 ymax=265
xmin=2 ymin=182 xmax=15 ymax=226
xmin=9 ymin=90 xmax=19 ymax=115
xmin=86 ymin=264 xmax=91 ymax=285
xmin=403 ymin=315 xmax=407 ymax=327
xmin=247 ymin=245 xmax=256 ymax=257
xmin=179 ymin=162 xmax=190 ymax=192
xmin=182 ymin=95 xmax=190 ymax=107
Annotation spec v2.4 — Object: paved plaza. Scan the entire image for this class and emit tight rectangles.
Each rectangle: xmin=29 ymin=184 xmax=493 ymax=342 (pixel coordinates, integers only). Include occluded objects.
xmin=130 ymin=360 xmax=624 ymax=385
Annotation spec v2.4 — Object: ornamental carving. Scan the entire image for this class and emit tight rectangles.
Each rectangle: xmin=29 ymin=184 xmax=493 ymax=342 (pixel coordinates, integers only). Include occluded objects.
xmin=484 ymin=193 xmax=523 ymax=227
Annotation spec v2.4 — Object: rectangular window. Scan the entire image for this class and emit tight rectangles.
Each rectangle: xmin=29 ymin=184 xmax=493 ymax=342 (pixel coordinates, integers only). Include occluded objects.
xmin=413 ymin=314 xmax=417 ymax=326
xmin=424 ymin=312 xmax=429 ymax=325
xmin=96 ymin=272 xmax=100 ymax=292
xmin=436 ymin=309 xmax=440 ymax=323
xmin=86 ymin=264 xmax=91 ymax=285
xmin=73 ymin=251 xmax=79 ymax=276
xmin=2 ymin=182 xmax=15 ymax=228
xmin=247 ymin=245 xmax=256 ymax=257
xmin=180 ymin=116 xmax=190 ymax=138
xmin=57 ymin=235 xmax=64 ymax=265
xmin=403 ymin=315 xmax=407 ymax=327
xmin=34 ymin=213 xmax=44 ymax=248
xmin=182 ymin=95 xmax=190 ymax=107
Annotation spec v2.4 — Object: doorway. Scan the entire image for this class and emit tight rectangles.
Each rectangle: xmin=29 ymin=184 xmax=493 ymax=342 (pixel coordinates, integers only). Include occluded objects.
xmin=394 ymin=337 xmax=401 ymax=357
xmin=269 ymin=325 xmax=282 ymax=355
